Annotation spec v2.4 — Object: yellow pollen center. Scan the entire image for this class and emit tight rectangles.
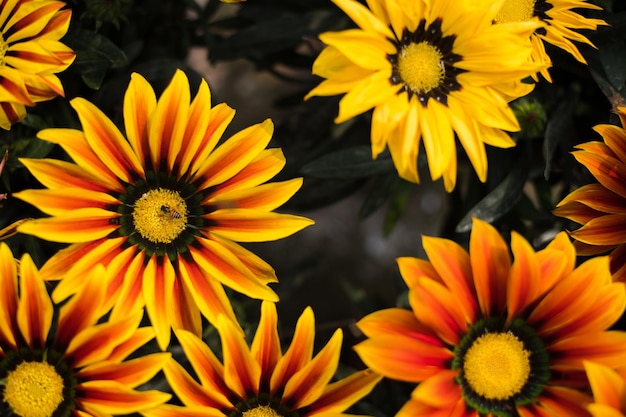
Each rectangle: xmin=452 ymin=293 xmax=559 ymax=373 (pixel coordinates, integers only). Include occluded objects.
xmin=495 ymin=0 xmax=536 ymax=23
xmin=132 ymin=188 xmax=188 ymax=244
xmin=3 ymin=362 xmax=64 ymax=417
xmin=397 ymin=42 xmax=444 ymax=93
xmin=462 ymin=332 xmax=531 ymax=400
xmin=243 ymin=405 xmax=282 ymax=417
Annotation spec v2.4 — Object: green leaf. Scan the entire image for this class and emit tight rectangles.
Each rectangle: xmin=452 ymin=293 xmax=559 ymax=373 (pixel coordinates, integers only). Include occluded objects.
xmin=384 ymin=180 xmax=412 ymax=236
xmin=300 ymin=146 xmax=395 ymax=179
xmin=598 ymin=38 xmax=626 ymax=89
xmin=455 ymin=163 xmax=528 ymax=233
xmin=359 ymin=173 xmax=400 ymax=218
xmin=543 ymin=95 xmax=576 ymax=180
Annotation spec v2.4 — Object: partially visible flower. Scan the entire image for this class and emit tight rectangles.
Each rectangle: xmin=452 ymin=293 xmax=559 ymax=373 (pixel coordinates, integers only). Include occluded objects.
xmin=585 ymin=361 xmax=626 ymax=417
xmin=14 ymin=69 xmax=314 ymax=349
xmin=494 ymin=0 xmax=606 ymax=82
xmin=0 ymin=0 xmax=75 ymax=129
xmin=306 ymin=0 xmax=544 ymax=191
xmin=0 ymin=242 xmax=170 ymax=416
xmin=553 ymin=106 xmax=626 ymax=282
xmin=145 ymin=301 xmax=382 ymax=417
xmin=355 ymin=218 xmax=626 ymax=416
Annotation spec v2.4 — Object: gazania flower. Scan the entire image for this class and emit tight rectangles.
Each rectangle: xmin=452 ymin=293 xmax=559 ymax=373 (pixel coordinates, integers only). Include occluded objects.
xmin=494 ymin=0 xmax=606 ymax=82
xmin=0 ymin=0 xmax=75 ymax=130
xmin=0 ymin=242 xmax=170 ymax=417
xmin=14 ymin=69 xmax=313 ymax=349
xmin=584 ymin=361 xmax=626 ymax=417
xmin=144 ymin=301 xmax=382 ymax=417
xmin=354 ymin=218 xmax=626 ymax=416
xmin=306 ymin=0 xmax=545 ymax=191
xmin=553 ymin=106 xmax=626 ymax=282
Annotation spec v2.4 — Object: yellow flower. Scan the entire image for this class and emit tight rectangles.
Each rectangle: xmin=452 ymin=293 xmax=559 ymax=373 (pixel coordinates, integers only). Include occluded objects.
xmin=0 ymin=0 xmax=75 ymax=129
xmin=0 ymin=242 xmax=170 ymax=416
xmin=585 ymin=361 xmax=626 ymax=417
xmin=14 ymin=69 xmax=314 ymax=349
xmin=306 ymin=0 xmax=545 ymax=191
xmin=553 ymin=106 xmax=626 ymax=282
xmin=145 ymin=301 xmax=381 ymax=417
xmin=495 ymin=0 xmax=606 ymax=82
xmin=355 ymin=218 xmax=626 ymax=416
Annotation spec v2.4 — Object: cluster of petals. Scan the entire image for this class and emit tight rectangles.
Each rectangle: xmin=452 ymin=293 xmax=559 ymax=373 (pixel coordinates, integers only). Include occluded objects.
xmin=0 ymin=0 xmax=75 ymax=129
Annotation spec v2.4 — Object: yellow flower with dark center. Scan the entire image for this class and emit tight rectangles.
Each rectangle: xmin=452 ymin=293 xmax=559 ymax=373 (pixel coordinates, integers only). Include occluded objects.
xmin=585 ymin=361 xmax=626 ymax=417
xmin=0 ymin=242 xmax=170 ymax=416
xmin=14 ymin=69 xmax=314 ymax=349
xmin=354 ymin=218 xmax=626 ymax=416
xmin=144 ymin=301 xmax=382 ymax=417
xmin=306 ymin=0 xmax=545 ymax=191
xmin=0 ymin=0 xmax=75 ymax=129
xmin=495 ymin=0 xmax=606 ymax=82
xmin=553 ymin=106 xmax=626 ymax=283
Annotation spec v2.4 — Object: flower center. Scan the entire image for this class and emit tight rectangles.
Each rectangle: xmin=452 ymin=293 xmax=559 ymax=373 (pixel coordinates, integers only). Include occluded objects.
xmin=132 ymin=188 xmax=188 ymax=244
xmin=397 ymin=42 xmax=445 ymax=94
xmin=3 ymin=362 xmax=64 ymax=417
xmin=243 ymin=405 xmax=282 ymax=417
xmin=462 ymin=332 xmax=531 ymax=401
xmin=495 ymin=0 xmax=536 ymax=23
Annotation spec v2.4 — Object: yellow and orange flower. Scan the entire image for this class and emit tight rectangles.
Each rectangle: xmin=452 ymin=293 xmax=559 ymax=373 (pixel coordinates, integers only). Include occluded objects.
xmin=0 ymin=242 xmax=170 ymax=416
xmin=553 ymin=106 xmax=626 ymax=282
xmin=306 ymin=0 xmax=545 ymax=191
xmin=0 ymin=0 xmax=75 ymax=129
xmin=354 ymin=218 xmax=626 ymax=416
xmin=145 ymin=301 xmax=382 ymax=417
xmin=495 ymin=0 xmax=606 ymax=82
xmin=585 ymin=361 xmax=626 ymax=417
xmin=14 ymin=69 xmax=314 ymax=349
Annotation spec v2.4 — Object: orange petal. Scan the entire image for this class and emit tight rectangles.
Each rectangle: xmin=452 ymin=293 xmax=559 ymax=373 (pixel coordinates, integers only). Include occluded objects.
xmin=177 ymin=256 xmax=238 ymax=328
xmin=76 ymin=380 xmax=170 ymax=415
xmin=71 ymin=97 xmax=144 ymax=183
xmin=584 ymin=361 xmax=626 ymax=411
xmin=142 ymin=256 xmax=176 ymax=349
xmin=353 ymin=336 xmax=453 ymax=383
xmin=536 ymin=386 xmax=592 ymax=417
xmin=307 ymin=368 xmax=381 ymax=415
xmin=13 ymin=188 xmax=120 ymax=216
xmin=17 ymin=254 xmax=53 ymax=350
xmin=356 ymin=307 xmax=443 ymax=346
xmin=175 ymin=329 xmax=230 ymax=401
xmin=421 ymin=236 xmax=477 ymax=322
xmin=251 ymin=301 xmax=281 ymax=383
xmin=282 ymin=329 xmax=343 ymax=408
xmin=108 ymin=327 xmax=156 ymax=363
xmin=76 ymin=353 xmax=170 ymax=387
xmin=556 ymin=184 xmax=626 ymax=215
xmin=162 ymin=353 xmax=231 ymax=409
xmin=397 ymin=256 xmax=442 ymax=288
xmin=270 ymin=307 xmax=315 ymax=394
xmin=410 ymin=277 xmax=466 ymax=346
xmin=0 ymin=243 xmax=18 ymax=350
xmin=410 ymin=370 xmax=462 ymax=408
xmin=207 ymin=210 xmax=314 ymax=242
xmin=206 ymin=178 xmax=303 ymax=211
xmin=218 ymin=315 xmax=261 ymax=397
xmin=213 ymin=148 xmax=286 ymax=194
xmin=16 ymin=208 xmax=117 ymax=243
xmin=147 ymin=69 xmax=190 ymax=173
xmin=17 ymin=158 xmax=110 ymax=192
xmin=143 ymin=404 xmax=226 ymax=417
xmin=596 ymin=123 xmax=626 ymax=163
xmin=507 ymin=232 xmax=541 ymax=321
xmin=573 ymin=149 xmax=626 ymax=198
xmin=570 ymin=214 xmax=626 ymax=245
xmin=124 ymin=73 xmax=156 ymax=165
xmin=549 ymin=331 xmax=626 ymax=369
xmin=469 ymin=218 xmax=511 ymax=317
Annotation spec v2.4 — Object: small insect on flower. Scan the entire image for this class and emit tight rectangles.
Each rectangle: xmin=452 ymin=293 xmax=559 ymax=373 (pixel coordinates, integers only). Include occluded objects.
xmin=160 ymin=205 xmax=183 ymax=219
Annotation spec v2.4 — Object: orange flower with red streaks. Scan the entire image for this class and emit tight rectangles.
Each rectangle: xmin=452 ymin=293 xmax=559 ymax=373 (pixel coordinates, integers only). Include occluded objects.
xmin=0 ymin=0 xmax=75 ymax=129
xmin=14 ymin=69 xmax=313 ymax=349
xmin=355 ymin=218 xmax=626 ymax=416
xmin=144 ymin=301 xmax=382 ymax=417
xmin=554 ymin=106 xmax=626 ymax=282
xmin=0 ymin=242 xmax=170 ymax=417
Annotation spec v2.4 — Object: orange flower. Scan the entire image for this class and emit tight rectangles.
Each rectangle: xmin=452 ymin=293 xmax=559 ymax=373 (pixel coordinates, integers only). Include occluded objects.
xmin=355 ymin=218 xmax=626 ymax=416
xmin=145 ymin=301 xmax=382 ymax=417
xmin=585 ymin=361 xmax=626 ymax=417
xmin=14 ymin=69 xmax=313 ymax=349
xmin=0 ymin=0 xmax=75 ymax=129
xmin=554 ymin=106 xmax=626 ymax=282
xmin=0 ymin=242 xmax=170 ymax=416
